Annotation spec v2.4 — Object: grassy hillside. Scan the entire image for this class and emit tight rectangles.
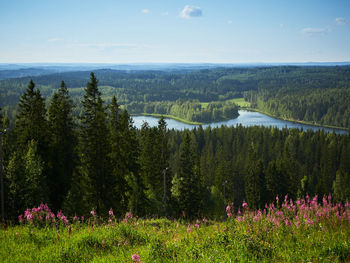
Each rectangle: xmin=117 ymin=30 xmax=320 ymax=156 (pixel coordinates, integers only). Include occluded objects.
xmin=1 ymin=196 xmax=349 ymax=262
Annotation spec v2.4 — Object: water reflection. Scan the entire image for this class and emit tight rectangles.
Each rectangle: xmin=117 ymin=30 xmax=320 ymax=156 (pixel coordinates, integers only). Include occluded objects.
xmin=132 ymin=110 xmax=348 ymax=135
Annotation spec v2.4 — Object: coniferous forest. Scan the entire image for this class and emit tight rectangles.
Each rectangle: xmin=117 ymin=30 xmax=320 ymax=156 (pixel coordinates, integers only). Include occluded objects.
xmin=1 ymin=71 xmax=350 ymax=221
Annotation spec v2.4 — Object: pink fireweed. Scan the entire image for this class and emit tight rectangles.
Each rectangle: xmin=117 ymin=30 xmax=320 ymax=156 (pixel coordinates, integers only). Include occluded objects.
xmin=109 ymin=208 xmax=114 ymax=217
xmin=187 ymin=225 xmax=192 ymax=232
xmin=131 ymin=253 xmax=141 ymax=262
xmin=230 ymin=195 xmax=349 ymax=229
xmin=19 ymin=204 xmax=64 ymax=226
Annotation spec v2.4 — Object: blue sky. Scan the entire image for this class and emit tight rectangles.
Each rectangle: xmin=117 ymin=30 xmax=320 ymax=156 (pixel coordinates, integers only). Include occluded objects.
xmin=1 ymin=0 xmax=349 ymax=63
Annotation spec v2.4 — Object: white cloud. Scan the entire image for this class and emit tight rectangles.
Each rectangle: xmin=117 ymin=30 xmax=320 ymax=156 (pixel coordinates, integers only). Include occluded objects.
xmin=141 ymin=9 xmax=150 ymax=14
xmin=161 ymin=11 xmax=169 ymax=16
xmin=227 ymin=20 xmax=232 ymax=25
xmin=301 ymin=27 xmax=330 ymax=37
xmin=180 ymin=5 xmax=202 ymax=19
xmin=335 ymin=17 xmax=348 ymax=26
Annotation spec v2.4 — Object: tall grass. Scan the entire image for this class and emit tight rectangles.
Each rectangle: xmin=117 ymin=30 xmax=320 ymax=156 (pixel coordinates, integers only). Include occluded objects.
xmin=1 ymin=195 xmax=349 ymax=262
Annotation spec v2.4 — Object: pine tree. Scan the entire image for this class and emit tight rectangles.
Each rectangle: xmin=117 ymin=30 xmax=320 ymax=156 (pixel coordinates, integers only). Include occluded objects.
xmin=47 ymin=81 xmax=76 ymax=211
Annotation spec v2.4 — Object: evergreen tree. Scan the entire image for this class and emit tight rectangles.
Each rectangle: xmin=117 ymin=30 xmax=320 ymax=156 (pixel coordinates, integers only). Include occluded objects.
xmin=245 ymin=158 xmax=265 ymax=209
xmin=15 ymin=80 xmax=49 ymax=157
xmin=23 ymin=140 xmax=48 ymax=208
xmin=178 ymin=132 xmax=201 ymax=218
xmin=48 ymin=81 xmax=76 ymax=211
xmin=9 ymin=80 xmax=49 ymax=211
xmin=118 ymin=110 xmax=147 ymax=216
xmin=79 ymin=73 xmax=112 ymax=214
xmin=108 ymin=96 xmax=128 ymax=216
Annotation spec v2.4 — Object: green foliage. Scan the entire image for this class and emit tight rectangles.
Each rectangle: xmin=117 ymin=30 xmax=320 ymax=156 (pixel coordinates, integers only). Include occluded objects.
xmin=1 ymin=215 xmax=349 ymax=262
xmin=47 ymin=80 xmax=77 ymax=211
xmin=126 ymin=100 xmax=239 ymax=123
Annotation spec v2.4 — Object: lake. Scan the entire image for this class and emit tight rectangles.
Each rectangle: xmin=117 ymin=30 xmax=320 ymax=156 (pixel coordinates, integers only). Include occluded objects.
xmin=132 ymin=110 xmax=348 ymax=134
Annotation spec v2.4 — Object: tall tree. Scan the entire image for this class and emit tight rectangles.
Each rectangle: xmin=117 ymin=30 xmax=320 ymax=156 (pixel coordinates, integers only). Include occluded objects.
xmin=15 ymin=80 xmax=48 ymax=157
xmin=177 ymin=132 xmax=201 ymax=218
xmin=79 ymin=73 xmax=111 ymax=214
xmin=47 ymin=81 xmax=77 ymax=211
xmin=118 ymin=110 xmax=147 ymax=216
xmin=108 ymin=96 xmax=128 ymax=216
xmin=8 ymin=80 xmax=49 ymax=211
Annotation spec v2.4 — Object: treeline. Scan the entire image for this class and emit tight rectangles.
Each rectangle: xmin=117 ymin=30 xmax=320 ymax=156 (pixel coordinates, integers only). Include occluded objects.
xmin=247 ymin=88 xmax=350 ymax=128
xmin=2 ymin=66 xmax=350 ymax=127
xmin=125 ymin=100 xmax=239 ymax=123
xmin=1 ymin=73 xmax=350 ymax=221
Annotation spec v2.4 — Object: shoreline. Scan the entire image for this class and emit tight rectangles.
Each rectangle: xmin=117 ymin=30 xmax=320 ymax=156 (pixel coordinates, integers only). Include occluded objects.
xmin=132 ymin=109 xmax=349 ymax=133
xmin=131 ymin=113 xmax=201 ymax=125
xmin=242 ymin=107 xmax=349 ymax=132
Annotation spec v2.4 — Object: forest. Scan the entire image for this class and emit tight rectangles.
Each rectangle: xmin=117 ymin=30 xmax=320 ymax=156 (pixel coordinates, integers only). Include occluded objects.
xmin=1 ymin=65 xmax=350 ymax=127
xmin=1 ymin=72 xmax=350 ymax=222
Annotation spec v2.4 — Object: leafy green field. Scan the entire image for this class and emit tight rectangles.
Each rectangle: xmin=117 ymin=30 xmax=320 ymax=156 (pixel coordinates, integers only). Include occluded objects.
xmin=1 ymin=197 xmax=349 ymax=262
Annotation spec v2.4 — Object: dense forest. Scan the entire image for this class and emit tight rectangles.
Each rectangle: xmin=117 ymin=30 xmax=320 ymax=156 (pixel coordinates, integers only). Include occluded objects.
xmin=1 ymin=73 xmax=350 ymax=221
xmin=1 ymin=66 xmax=350 ymax=127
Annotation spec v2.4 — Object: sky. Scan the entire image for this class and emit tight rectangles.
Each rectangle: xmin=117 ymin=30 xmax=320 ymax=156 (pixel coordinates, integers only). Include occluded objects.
xmin=1 ymin=0 xmax=350 ymax=63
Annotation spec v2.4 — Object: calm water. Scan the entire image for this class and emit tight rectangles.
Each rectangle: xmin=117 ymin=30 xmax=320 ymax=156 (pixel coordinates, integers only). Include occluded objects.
xmin=132 ymin=110 xmax=348 ymax=134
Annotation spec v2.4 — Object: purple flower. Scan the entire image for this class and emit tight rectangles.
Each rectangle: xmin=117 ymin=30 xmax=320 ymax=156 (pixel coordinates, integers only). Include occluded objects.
xmin=109 ymin=208 xmax=114 ymax=217
xmin=187 ymin=225 xmax=192 ymax=232
xmin=131 ymin=253 xmax=141 ymax=262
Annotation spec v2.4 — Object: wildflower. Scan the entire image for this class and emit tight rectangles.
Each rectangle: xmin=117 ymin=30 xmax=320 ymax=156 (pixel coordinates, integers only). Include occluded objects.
xmin=284 ymin=219 xmax=291 ymax=226
xmin=109 ymin=208 xmax=114 ymax=217
xmin=90 ymin=209 xmax=96 ymax=216
xmin=187 ymin=225 xmax=192 ymax=232
xmin=242 ymin=201 xmax=248 ymax=209
xmin=226 ymin=205 xmax=231 ymax=213
xmin=18 ymin=215 xmax=23 ymax=223
xmin=195 ymin=223 xmax=200 ymax=229
xmin=227 ymin=212 xmax=232 ymax=217
xmin=131 ymin=253 xmax=141 ymax=262
xmin=73 ymin=215 xmax=79 ymax=221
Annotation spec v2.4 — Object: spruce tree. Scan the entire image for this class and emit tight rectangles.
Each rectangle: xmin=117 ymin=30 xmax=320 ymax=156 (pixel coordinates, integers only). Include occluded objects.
xmin=11 ymin=80 xmax=49 ymax=210
xmin=48 ymin=81 xmax=76 ymax=211
xmin=108 ymin=96 xmax=128 ymax=216
xmin=15 ymin=80 xmax=48 ymax=156
xmin=178 ymin=132 xmax=200 ymax=218
xmin=118 ymin=109 xmax=147 ymax=216
xmin=79 ymin=73 xmax=111 ymax=214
